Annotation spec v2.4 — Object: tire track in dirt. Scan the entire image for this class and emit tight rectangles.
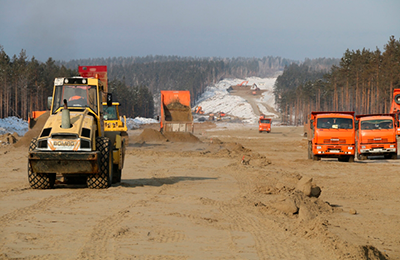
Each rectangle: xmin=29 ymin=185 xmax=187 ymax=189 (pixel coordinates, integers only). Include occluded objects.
xmin=147 ymin=227 xmax=186 ymax=244
xmin=0 ymin=186 xmax=32 ymax=200
xmin=0 ymin=189 xmax=89 ymax=256
xmin=198 ymin=196 xmax=321 ymax=260
xmin=0 ymin=190 xmax=85 ymax=224
xmin=75 ymin=187 xmax=178 ymax=259
xmin=76 ymin=208 xmax=130 ymax=260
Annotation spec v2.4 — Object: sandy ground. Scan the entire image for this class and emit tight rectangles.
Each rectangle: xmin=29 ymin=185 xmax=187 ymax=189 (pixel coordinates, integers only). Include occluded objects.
xmin=0 ymin=122 xmax=399 ymax=260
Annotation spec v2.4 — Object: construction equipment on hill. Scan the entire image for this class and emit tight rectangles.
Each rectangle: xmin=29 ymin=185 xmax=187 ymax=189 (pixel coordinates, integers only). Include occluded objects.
xmin=160 ymin=90 xmax=193 ymax=133
xmin=27 ymin=65 xmax=125 ymax=189
xmin=251 ymin=83 xmax=261 ymax=95
xmin=194 ymin=106 xmax=204 ymax=114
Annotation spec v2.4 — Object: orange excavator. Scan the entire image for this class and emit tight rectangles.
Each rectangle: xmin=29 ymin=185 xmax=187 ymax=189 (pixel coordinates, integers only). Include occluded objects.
xmin=194 ymin=106 xmax=204 ymax=114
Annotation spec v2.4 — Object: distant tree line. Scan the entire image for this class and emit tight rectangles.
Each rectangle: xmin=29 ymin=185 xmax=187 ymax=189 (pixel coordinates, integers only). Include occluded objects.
xmin=0 ymin=47 xmax=154 ymax=119
xmin=0 ymin=47 xmax=76 ymax=119
xmin=108 ymin=79 xmax=154 ymax=119
xmin=1 ymin=45 xmax=341 ymax=120
xmin=59 ymin=56 xmax=337 ymax=114
xmin=274 ymin=36 xmax=400 ymax=125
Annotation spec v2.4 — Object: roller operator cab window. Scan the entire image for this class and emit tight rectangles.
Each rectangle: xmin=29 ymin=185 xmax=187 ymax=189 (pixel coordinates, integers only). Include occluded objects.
xmin=317 ymin=117 xmax=353 ymax=129
xmin=52 ymin=85 xmax=98 ymax=114
xmin=361 ymin=119 xmax=393 ymax=130
xmin=260 ymin=119 xmax=271 ymax=123
xmin=103 ymin=105 xmax=118 ymax=120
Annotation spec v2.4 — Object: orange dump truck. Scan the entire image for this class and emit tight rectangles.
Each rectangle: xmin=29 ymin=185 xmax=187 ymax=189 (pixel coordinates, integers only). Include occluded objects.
xmin=355 ymin=114 xmax=397 ymax=160
xmin=258 ymin=115 xmax=271 ymax=133
xmin=160 ymin=90 xmax=193 ymax=133
xmin=307 ymin=111 xmax=355 ymax=162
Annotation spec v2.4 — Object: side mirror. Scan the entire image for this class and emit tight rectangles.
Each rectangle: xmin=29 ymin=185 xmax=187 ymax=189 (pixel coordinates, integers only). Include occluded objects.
xmin=310 ymin=119 xmax=314 ymax=130
xmin=47 ymin=97 xmax=52 ymax=110
xmin=107 ymin=93 xmax=112 ymax=107
xmin=355 ymin=120 xmax=359 ymax=130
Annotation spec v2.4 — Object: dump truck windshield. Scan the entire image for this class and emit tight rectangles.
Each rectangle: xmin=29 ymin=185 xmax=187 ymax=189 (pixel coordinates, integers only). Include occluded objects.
xmin=103 ymin=105 xmax=118 ymax=120
xmin=53 ymin=85 xmax=98 ymax=114
xmin=317 ymin=117 xmax=353 ymax=129
xmin=260 ymin=119 xmax=270 ymax=123
xmin=361 ymin=119 xmax=393 ymax=130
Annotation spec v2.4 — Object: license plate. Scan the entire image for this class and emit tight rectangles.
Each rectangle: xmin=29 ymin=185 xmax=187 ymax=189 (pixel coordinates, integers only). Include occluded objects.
xmin=329 ymin=150 xmax=340 ymax=153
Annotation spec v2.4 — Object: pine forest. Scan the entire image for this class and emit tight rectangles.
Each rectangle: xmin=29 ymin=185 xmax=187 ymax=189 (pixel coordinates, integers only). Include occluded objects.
xmin=274 ymin=36 xmax=400 ymax=125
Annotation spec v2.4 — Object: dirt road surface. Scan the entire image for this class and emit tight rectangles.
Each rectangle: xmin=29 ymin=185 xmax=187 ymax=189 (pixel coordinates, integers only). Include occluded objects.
xmin=0 ymin=122 xmax=399 ymax=260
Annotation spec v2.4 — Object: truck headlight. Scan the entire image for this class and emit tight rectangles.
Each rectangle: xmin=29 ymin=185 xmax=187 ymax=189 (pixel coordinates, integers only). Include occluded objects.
xmin=390 ymin=145 xmax=395 ymax=148
xmin=361 ymin=146 xmax=366 ymax=149
xmin=348 ymin=147 xmax=353 ymax=150
xmin=316 ymin=146 xmax=321 ymax=149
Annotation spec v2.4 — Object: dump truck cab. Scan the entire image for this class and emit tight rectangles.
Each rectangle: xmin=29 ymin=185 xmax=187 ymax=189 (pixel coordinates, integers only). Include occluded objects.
xmin=355 ymin=114 xmax=397 ymax=160
xmin=28 ymin=73 xmax=115 ymax=189
xmin=258 ymin=115 xmax=271 ymax=133
xmin=308 ymin=111 xmax=355 ymax=162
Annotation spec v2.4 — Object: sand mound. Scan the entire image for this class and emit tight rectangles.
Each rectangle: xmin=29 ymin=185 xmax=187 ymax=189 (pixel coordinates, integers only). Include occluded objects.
xmin=296 ymin=177 xmax=322 ymax=198
xmin=163 ymin=132 xmax=200 ymax=143
xmin=270 ymin=177 xmax=330 ymax=220
xmin=0 ymin=133 xmax=18 ymax=145
xmin=210 ymin=137 xmax=223 ymax=144
xmin=138 ymin=128 xmax=200 ymax=143
xmin=164 ymin=102 xmax=192 ymax=121
xmin=223 ymin=142 xmax=251 ymax=155
xmin=14 ymin=111 xmax=50 ymax=148
xmin=139 ymin=129 xmax=167 ymax=142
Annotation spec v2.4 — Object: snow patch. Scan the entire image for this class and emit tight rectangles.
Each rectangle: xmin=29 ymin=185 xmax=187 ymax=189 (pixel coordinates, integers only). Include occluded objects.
xmin=0 ymin=117 xmax=29 ymax=136
xmin=126 ymin=117 xmax=158 ymax=130
xmin=195 ymin=77 xmax=278 ymax=122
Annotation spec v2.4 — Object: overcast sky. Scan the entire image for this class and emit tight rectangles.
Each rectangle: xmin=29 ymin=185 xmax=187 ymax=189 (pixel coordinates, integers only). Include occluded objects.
xmin=0 ymin=0 xmax=399 ymax=62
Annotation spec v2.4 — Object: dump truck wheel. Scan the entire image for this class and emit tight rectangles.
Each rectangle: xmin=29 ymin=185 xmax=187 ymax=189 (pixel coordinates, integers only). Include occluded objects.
xmin=312 ymin=155 xmax=320 ymax=161
xmin=358 ymin=154 xmax=367 ymax=160
xmin=348 ymin=155 xmax=355 ymax=162
xmin=28 ymin=137 xmax=55 ymax=189
xmin=391 ymin=153 xmax=397 ymax=159
xmin=87 ymin=137 xmax=113 ymax=189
